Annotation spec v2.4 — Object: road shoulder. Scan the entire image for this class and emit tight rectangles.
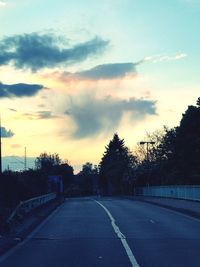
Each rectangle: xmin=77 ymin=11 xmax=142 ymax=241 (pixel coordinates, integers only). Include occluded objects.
xmin=132 ymin=196 xmax=200 ymax=220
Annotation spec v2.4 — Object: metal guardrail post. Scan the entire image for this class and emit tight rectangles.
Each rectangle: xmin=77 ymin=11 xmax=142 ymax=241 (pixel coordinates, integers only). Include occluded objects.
xmin=6 ymin=192 xmax=57 ymax=228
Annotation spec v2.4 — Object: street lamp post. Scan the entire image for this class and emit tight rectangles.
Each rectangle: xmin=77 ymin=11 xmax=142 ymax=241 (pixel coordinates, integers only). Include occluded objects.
xmin=139 ymin=141 xmax=155 ymax=162
xmin=139 ymin=141 xmax=155 ymax=187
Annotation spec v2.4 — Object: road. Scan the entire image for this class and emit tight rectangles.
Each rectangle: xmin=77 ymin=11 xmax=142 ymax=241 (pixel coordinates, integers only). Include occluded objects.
xmin=0 ymin=197 xmax=200 ymax=267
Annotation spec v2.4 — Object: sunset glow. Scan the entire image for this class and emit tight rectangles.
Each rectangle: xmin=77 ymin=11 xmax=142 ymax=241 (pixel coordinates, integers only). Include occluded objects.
xmin=1 ymin=0 xmax=200 ymax=171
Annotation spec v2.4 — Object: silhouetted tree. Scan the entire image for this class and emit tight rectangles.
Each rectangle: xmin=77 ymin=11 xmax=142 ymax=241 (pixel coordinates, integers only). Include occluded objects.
xmin=74 ymin=162 xmax=99 ymax=196
xmin=55 ymin=163 xmax=74 ymax=191
xmin=99 ymin=133 xmax=137 ymax=195
xmin=170 ymin=100 xmax=200 ymax=183
xmin=35 ymin=152 xmax=61 ymax=173
xmin=135 ymin=97 xmax=200 ymax=186
xmin=133 ymin=129 xmax=164 ymax=186
xmin=197 ymin=97 xmax=200 ymax=107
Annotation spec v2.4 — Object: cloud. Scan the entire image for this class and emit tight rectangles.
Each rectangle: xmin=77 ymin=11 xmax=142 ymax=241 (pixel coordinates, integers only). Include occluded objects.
xmin=78 ymin=63 xmax=137 ymax=79
xmin=9 ymin=108 xmax=17 ymax=112
xmin=0 ymin=33 xmax=109 ymax=71
xmin=1 ymin=127 xmax=14 ymax=138
xmin=65 ymin=95 xmax=156 ymax=139
xmin=0 ymin=1 xmax=6 ymax=7
xmin=36 ymin=111 xmax=57 ymax=119
xmin=0 ymin=82 xmax=44 ymax=98
xmin=37 ymin=104 xmax=46 ymax=108
xmin=23 ymin=110 xmax=58 ymax=120
xmin=45 ymin=52 xmax=186 ymax=83
xmin=58 ymin=62 xmax=137 ymax=81
xmin=11 ymin=144 xmax=22 ymax=149
xmin=140 ymin=52 xmax=187 ymax=64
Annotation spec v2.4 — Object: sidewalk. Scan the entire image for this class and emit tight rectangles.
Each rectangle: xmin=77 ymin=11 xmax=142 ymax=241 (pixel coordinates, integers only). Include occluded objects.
xmin=134 ymin=196 xmax=200 ymax=220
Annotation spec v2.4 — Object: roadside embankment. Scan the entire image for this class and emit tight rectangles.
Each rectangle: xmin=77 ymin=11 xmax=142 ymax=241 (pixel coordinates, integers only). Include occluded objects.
xmin=0 ymin=197 xmax=64 ymax=256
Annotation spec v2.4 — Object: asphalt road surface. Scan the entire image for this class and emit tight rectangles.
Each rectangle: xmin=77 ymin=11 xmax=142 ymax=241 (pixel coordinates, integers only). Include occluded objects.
xmin=0 ymin=197 xmax=200 ymax=267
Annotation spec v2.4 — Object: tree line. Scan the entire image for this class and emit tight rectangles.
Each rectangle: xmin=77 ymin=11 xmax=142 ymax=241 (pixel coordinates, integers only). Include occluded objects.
xmin=78 ymin=97 xmax=200 ymax=195
xmin=0 ymin=97 xmax=200 ymax=225
xmin=0 ymin=154 xmax=73 ymax=228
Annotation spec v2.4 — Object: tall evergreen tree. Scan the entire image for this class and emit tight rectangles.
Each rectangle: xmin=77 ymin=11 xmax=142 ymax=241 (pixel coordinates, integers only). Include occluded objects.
xmin=99 ymin=133 xmax=136 ymax=195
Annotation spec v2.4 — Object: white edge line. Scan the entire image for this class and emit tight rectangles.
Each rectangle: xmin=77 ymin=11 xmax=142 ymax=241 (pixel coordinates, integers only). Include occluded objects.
xmin=95 ymin=200 xmax=140 ymax=267
xmin=0 ymin=202 xmax=65 ymax=263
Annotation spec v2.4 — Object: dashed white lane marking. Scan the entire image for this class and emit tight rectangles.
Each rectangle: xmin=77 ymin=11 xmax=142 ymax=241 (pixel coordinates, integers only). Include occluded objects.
xmin=95 ymin=200 xmax=140 ymax=267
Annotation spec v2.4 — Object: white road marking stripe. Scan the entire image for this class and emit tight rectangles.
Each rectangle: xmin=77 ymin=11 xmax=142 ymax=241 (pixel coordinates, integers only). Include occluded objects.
xmin=95 ymin=200 xmax=140 ymax=267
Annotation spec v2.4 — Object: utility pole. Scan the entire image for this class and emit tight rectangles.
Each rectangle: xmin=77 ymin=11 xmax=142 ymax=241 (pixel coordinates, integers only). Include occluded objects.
xmin=24 ymin=146 xmax=27 ymax=171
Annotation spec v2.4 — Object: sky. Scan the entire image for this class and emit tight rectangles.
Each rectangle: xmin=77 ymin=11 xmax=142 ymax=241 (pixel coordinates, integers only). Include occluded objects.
xmin=0 ymin=0 xmax=200 ymax=172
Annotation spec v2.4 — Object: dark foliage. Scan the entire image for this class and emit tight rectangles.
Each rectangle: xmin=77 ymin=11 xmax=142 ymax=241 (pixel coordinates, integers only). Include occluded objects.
xmin=35 ymin=152 xmax=61 ymax=173
xmin=0 ymin=169 xmax=49 ymax=228
xmin=135 ymin=97 xmax=200 ymax=186
xmin=71 ymin=163 xmax=99 ymax=196
xmin=169 ymin=101 xmax=200 ymax=183
xmin=0 ymin=153 xmax=74 ymax=229
xmin=99 ymin=133 xmax=137 ymax=195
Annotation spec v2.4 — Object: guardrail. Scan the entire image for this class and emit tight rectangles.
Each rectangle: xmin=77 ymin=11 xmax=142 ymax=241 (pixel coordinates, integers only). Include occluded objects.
xmin=136 ymin=185 xmax=200 ymax=201
xmin=7 ymin=192 xmax=57 ymax=226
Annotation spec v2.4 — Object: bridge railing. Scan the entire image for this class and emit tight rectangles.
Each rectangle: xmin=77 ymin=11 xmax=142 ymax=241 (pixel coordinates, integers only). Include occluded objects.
xmin=7 ymin=192 xmax=57 ymax=226
xmin=136 ymin=185 xmax=200 ymax=201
